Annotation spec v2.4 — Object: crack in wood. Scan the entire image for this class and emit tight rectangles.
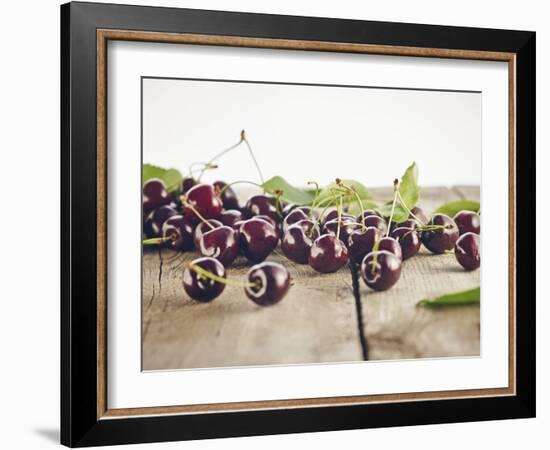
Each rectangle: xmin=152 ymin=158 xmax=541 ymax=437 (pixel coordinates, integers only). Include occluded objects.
xmin=349 ymin=262 xmax=369 ymax=360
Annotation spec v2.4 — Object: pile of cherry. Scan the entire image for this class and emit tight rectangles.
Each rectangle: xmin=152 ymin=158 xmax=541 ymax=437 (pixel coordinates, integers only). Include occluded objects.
xmin=143 ymin=177 xmax=480 ymax=306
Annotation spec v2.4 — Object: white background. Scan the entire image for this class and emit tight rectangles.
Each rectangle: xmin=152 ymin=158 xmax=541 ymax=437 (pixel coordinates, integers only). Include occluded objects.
xmin=143 ymin=77 xmax=481 ymax=187
xmin=0 ymin=0 xmax=546 ymax=449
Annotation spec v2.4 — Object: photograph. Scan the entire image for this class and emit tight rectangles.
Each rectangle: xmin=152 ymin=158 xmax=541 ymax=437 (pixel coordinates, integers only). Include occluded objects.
xmin=141 ymin=76 xmax=481 ymax=370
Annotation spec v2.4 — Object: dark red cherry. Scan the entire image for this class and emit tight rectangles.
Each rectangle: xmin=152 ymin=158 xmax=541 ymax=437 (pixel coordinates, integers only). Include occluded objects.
xmin=144 ymin=205 xmax=178 ymax=238
xmin=356 ymin=209 xmax=380 ymax=224
xmin=255 ymin=214 xmax=282 ymax=236
xmin=421 ymin=214 xmax=459 ymax=254
xmin=143 ymin=178 xmax=171 ymax=215
xmin=183 ymin=183 xmax=223 ymax=222
xmin=309 ymin=234 xmax=349 ymax=273
xmin=282 ymin=208 xmax=308 ymax=234
xmin=239 ymin=218 xmax=279 ymax=262
xmin=390 ymin=227 xmax=421 ymax=260
xmin=180 ymin=177 xmax=197 ymax=194
xmin=453 ymin=210 xmax=481 ymax=235
xmin=455 ymin=232 xmax=480 ymax=270
xmin=245 ymin=194 xmax=281 ymax=222
xmin=410 ymin=206 xmax=428 ymax=225
xmin=363 ymin=215 xmax=387 ymax=235
xmin=219 ymin=209 xmax=244 ymax=228
xmin=282 ymin=203 xmax=299 ymax=216
xmin=390 ymin=218 xmax=419 ymax=232
xmin=348 ymin=227 xmax=381 ymax=263
xmin=183 ymin=257 xmax=225 ymax=302
xmin=161 ymin=215 xmax=194 ymax=251
xmin=378 ymin=236 xmax=402 ymax=261
xmin=281 ymin=219 xmax=320 ymax=264
xmin=322 ymin=208 xmax=339 ymax=225
xmin=193 ymin=219 xmax=222 ymax=248
xmin=198 ymin=225 xmax=239 ymax=266
xmin=213 ymin=180 xmax=240 ymax=210
xmin=323 ymin=219 xmax=359 ymax=247
xmin=245 ymin=262 xmax=291 ymax=306
xmin=361 ymin=250 xmax=402 ymax=291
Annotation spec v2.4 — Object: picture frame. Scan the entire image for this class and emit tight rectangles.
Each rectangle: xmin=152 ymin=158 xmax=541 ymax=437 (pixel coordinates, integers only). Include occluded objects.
xmin=61 ymin=1 xmax=535 ymax=447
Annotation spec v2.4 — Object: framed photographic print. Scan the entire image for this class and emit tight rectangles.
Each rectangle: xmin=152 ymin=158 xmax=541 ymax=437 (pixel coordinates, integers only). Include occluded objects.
xmin=61 ymin=2 xmax=536 ymax=447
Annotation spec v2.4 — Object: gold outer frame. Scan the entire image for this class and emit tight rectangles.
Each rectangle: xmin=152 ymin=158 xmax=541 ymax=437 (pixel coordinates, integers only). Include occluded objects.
xmin=96 ymin=29 xmax=516 ymax=420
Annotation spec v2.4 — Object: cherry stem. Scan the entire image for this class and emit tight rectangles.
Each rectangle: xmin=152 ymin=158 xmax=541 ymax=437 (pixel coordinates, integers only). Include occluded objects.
xmin=338 ymin=180 xmax=366 ymax=231
xmin=188 ymin=162 xmax=218 ymax=178
xmin=416 ymin=224 xmax=450 ymax=231
xmin=142 ymin=236 xmax=172 ymax=246
xmin=307 ymin=181 xmax=321 ymax=219
xmin=307 ymin=193 xmax=340 ymax=238
xmin=188 ymin=263 xmax=259 ymax=288
xmin=241 ymin=130 xmax=265 ymax=185
xmin=371 ymin=237 xmax=381 ymax=274
xmin=198 ymin=134 xmax=244 ymax=181
xmin=397 ymin=191 xmax=426 ymax=226
xmin=386 ymin=179 xmax=399 ymax=237
xmin=180 ymin=197 xmax=216 ymax=230
xmin=218 ymin=180 xmax=265 ymax=197
xmin=336 ymin=190 xmax=344 ymax=241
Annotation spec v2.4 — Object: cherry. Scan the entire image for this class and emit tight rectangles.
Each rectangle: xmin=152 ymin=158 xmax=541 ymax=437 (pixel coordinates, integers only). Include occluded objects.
xmin=245 ymin=262 xmax=291 ymax=306
xmin=295 ymin=206 xmax=318 ymax=219
xmin=198 ymin=225 xmax=239 ymax=266
xmin=239 ymin=218 xmax=279 ymax=262
xmin=213 ymin=180 xmax=240 ymax=210
xmin=161 ymin=215 xmax=194 ymax=251
xmin=363 ymin=215 xmax=387 ymax=235
xmin=282 ymin=208 xmax=308 ymax=234
xmin=322 ymin=207 xmax=340 ymax=225
xmin=348 ymin=227 xmax=381 ymax=263
xmin=144 ymin=205 xmax=178 ymax=238
xmin=183 ymin=183 xmax=223 ymax=222
xmin=281 ymin=219 xmax=320 ymax=264
xmin=390 ymin=226 xmax=421 ymax=260
xmin=410 ymin=206 xmax=428 ymax=224
xmin=390 ymin=218 xmax=419 ymax=232
xmin=180 ymin=177 xmax=198 ymax=194
xmin=255 ymin=214 xmax=282 ymax=236
xmin=356 ymin=209 xmax=380 ymax=224
xmin=378 ymin=236 xmax=403 ymax=260
xmin=143 ymin=178 xmax=171 ymax=215
xmin=323 ymin=218 xmax=358 ymax=247
xmin=281 ymin=203 xmax=299 ymax=216
xmin=455 ymin=232 xmax=480 ymax=270
xmin=453 ymin=210 xmax=481 ymax=235
xmin=361 ymin=250 xmax=402 ymax=291
xmin=421 ymin=214 xmax=459 ymax=254
xmin=309 ymin=234 xmax=349 ymax=273
xmin=219 ymin=209 xmax=244 ymax=229
xmin=183 ymin=257 xmax=226 ymax=302
xmin=193 ymin=219 xmax=222 ymax=248
xmin=245 ymin=194 xmax=281 ymax=222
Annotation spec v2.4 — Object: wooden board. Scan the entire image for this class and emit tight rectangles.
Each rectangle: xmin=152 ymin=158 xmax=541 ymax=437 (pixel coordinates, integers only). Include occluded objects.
xmin=142 ymin=186 xmax=480 ymax=370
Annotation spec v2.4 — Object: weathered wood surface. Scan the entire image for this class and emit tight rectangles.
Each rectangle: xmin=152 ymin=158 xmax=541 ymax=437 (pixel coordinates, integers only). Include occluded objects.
xmin=143 ymin=186 xmax=480 ymax=370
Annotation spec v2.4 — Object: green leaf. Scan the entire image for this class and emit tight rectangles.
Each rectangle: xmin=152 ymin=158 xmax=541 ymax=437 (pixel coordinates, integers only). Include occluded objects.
xmin=262 ymin=176 xmax=316 ymax=205
xmin=143 ymin=164 xmax=183 ymax=192
xmin=399 ymin=162 xmax=420 ymax=210
xmin=378 ymin=162 xmax=420 ymax=223
xmin=433 ymin=200 xmax=480 ymax=217
xmin=417 ymin=286 xmax=480 ymax=307
xmin=316 ymin=179 xmax=373 ymax=207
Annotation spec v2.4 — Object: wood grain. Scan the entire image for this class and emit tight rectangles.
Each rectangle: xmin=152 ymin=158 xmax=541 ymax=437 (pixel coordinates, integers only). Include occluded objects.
xmin=142 ymin=186 xmax=480 ymax=370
